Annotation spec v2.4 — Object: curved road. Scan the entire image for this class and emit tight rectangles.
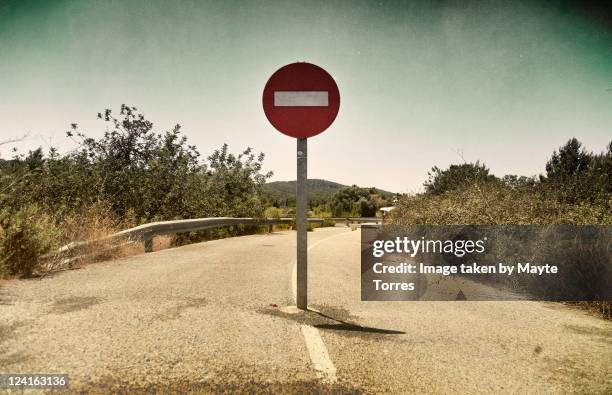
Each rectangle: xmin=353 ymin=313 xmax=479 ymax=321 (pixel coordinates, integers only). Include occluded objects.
xmin=1 ymin=227 xmax=611 ymax=393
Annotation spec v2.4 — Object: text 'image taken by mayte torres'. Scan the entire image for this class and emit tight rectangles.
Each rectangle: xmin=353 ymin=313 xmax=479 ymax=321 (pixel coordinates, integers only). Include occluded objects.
xmin=362 ymin=225 xmax=610 ymax=301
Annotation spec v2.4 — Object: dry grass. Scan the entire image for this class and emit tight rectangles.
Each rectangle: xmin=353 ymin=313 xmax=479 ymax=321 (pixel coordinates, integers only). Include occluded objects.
xmin=40 ymin=204 xmax=142 ymax=274
xmin=43 ymin=219 xmax=283 ymax=273
xmin=567 ymin=301 xmax=612 ymax=320
xmin=152 ymin=235 xmax=175 ymax=252
xmin=58 ymin=204 xmax=124 ymax=245
xmin=391 ymin=183 xmax=612 ymax=225
xmin=389 ymin=183 xmax=611 ymax=320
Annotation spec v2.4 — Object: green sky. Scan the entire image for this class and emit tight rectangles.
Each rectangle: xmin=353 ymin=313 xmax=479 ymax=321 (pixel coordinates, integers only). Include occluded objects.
xmin=1 ymin=0 xmax=610 ymax=192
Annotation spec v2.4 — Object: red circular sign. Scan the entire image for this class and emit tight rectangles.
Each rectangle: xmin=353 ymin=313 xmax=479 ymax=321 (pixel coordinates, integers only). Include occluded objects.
xmin=263 ymin=62 xmax=340 ymax=138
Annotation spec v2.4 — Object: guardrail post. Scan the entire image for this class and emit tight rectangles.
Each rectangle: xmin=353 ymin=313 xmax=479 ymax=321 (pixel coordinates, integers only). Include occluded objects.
xmin=268 ymin=223 xmax=273 ymax=233
xmin=144 ymin=237 xmax=153 ymax=253
xmin=345 ymin=218 xmax=349 ymax=227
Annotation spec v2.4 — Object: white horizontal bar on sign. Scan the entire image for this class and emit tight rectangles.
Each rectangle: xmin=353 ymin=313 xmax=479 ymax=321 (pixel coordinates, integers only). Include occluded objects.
xmin=274 ymin=91 xmax=329 ymax=107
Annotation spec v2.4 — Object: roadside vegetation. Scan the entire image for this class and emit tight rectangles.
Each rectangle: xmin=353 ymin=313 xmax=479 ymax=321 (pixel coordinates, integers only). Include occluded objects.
xmin=264 ymin=183 xmax=394 ymax=218
xmin=0 ymin=105 xmax=272 ymax=277
xmin=3 ymin=107 xmax=609 ymax=321
xmin=389 ymin=138 xmax=611 ymax=319
xmin=0 ymin=105 xmax=391 ymax=278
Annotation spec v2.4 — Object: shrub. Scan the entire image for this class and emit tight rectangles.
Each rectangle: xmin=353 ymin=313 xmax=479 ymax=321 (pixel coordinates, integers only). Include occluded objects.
xmin=390 ymin=179 xmax=611 ymax=319
xmin=0 ymin=105 xmax=274 ymax=277
xmin=540 ymin=138 xmax=611 ymax=204
xmin=390 ymin=183 xmax=611 ymax=225
xmin=0 ymin=205 xmax=59 ymax=277
xmin=321 ymin=219 xmax=336 ymax=227
xmin=424 ymin=161 xmax=496 ymax=195
xmin=330 ymin=185 xmax=388 ymax=217
xmin=264 ymin=207 xmax=282 ymax=219
xmin=3 ymin=105 xmax=272 ymax=222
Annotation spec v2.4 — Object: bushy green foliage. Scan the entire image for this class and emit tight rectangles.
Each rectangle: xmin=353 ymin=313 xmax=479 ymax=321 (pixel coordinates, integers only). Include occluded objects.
xmin=262 ymin=179 xmax=395 ymax=214
xmin=263 ymin=179 xmax=347 ymax=208
xmin=321 ymin=218 xmax=336 ymax=227
xmin=0 ymin=105 xmax=272 ymax=277
xmin=424 ymin=161 xmax=496 ymax=195
xmin=263 ymin=207 xmax=282 ymax=219
xmin=540 ymin=138 xmax=611 ymax=204
xmin=391 ymin=138 xmax=611 ymax=319
xmin=330 ymin=186 xmax=389 ymax=217
xmin=205 ymin=144 xmax=272 ymax=218
xmin=391 ymin=182 xmax=611 ymax=225
xmin=2 ymin=105 xmax=271 ymax=222
xmin=0 ymin=205 xmax=59 ymax=277
xmin=400 ymin=138 xmax=611 ymax=225
xmin=544 ymin=138 xmax=592 ymax=180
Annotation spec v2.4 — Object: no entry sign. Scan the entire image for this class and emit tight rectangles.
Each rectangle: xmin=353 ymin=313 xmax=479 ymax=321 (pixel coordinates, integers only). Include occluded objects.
xmin=262 ymin=62 xmax=340 ymax=138
xmin=262 ymin=62 xmax=340 ymax=310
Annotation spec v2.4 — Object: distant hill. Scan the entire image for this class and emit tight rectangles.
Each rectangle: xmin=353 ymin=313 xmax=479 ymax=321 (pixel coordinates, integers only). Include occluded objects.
xmin=263 ymin=179 xmax=394 ymax=205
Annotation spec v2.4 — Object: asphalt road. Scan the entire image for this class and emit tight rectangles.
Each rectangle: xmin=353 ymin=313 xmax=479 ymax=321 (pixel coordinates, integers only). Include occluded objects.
xmin=1 ymin=227 xmax=611 ymax=393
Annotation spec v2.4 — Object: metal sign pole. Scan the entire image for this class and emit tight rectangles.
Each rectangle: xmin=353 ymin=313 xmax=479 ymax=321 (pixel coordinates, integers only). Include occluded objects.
xmin=296 ymin=138 xmax=308 ymax=310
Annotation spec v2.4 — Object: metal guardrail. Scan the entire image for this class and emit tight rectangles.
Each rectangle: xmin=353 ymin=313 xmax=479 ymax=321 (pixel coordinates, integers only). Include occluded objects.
xmin=44 ymin=216 xmax=383 ymax=271
xmin=283 ymin=217 xmax=383 ymax=225
xmin=129 ymin=217 xmax=383 ymax=250
xmin=53 ymin=217 xmax=302 ymax=256
xmin=328 ymin=217 xmax=383 ymax=225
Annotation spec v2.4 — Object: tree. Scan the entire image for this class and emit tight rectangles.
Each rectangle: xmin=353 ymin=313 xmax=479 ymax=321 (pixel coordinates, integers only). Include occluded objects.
xmin=581 ymin=140 xmax=612 ymax=201
xmin=541 ymin=138 xmax=610 ymax=203
xmin=0 ymin=105 xmax=274 ymax=277
xmin=330 ymin=185 xmax=384 ymax=217
xmin=1 ymin=104 xmax=272 ymax=221
xmin=424 ymin=162 xmax=496 ymax=195
xmin=543 ymin=138 xmax=591 ymax=181
xmin=204 ymin=144 xmax=272 ymax=217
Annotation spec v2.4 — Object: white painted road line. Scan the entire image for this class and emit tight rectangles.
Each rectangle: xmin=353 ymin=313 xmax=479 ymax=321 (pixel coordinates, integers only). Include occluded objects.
xmin=274 ymin=91 xmax=329 ymax=107
xmin=289 ymin=230 xmax=352 ymax=384
xmin=301 ymin=324 xmax=338 ymax=383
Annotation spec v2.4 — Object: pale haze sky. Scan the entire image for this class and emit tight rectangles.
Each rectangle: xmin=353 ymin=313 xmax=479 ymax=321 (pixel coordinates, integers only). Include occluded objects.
xmin=1 ymin=0 xmax=610 ymax=192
